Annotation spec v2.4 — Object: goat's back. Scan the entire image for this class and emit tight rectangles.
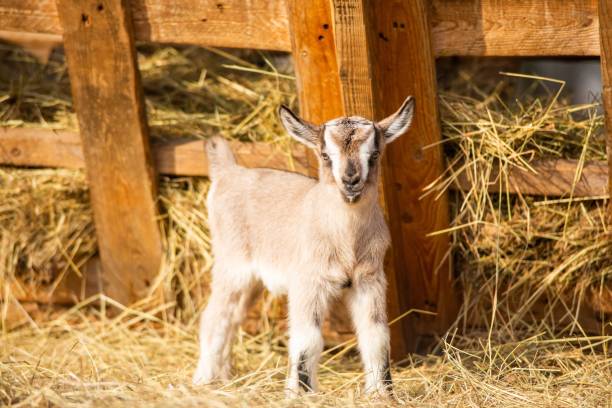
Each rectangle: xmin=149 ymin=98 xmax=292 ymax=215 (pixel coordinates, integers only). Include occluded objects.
xmin=207 ymin=164 xmax=316 ymax=279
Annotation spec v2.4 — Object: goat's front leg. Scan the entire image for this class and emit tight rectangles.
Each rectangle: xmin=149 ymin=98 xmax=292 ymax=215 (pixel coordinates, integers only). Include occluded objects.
xmin=347 ymin=271 xmax=392 ymax=396
xmin=286 ymin=282 xmax=329 ymax=396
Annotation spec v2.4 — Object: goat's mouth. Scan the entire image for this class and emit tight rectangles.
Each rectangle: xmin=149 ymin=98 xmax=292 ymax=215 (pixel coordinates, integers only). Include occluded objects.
xmin=342 ymin=189 xmax=362 ymax=204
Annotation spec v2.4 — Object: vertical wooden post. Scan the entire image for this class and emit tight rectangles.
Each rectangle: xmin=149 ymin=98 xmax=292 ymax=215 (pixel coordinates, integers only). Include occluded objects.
xmin=57 ymin=0 xmax=162 ymax=305
xmin=286 ymin=0 xmax=344 ymax=177
xmin=286 ymin=0 xmax=344 ymax=126
xmin=598 ymin=0 xmax=612 ymax=227
xmin=287 ymin=0 xmax=409 ymax=355
xmin=332 ymin=0 xmax=458 ymax=354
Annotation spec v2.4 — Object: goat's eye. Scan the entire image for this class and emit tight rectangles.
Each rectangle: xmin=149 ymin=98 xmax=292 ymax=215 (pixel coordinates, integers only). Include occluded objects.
xmin=370 ymin=151 xmax=380 ymax=161
xmin=321 ymin=152 xmax=330 ymax=161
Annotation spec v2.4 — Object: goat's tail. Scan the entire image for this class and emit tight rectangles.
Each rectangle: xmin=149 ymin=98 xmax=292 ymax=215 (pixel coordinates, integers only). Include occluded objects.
xmin=206 ymin=136 xmax=236 ymax=179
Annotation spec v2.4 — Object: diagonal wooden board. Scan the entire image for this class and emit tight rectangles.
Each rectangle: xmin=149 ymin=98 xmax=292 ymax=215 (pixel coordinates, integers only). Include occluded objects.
xmin=56 ymin=0 xmax=162 ymax=305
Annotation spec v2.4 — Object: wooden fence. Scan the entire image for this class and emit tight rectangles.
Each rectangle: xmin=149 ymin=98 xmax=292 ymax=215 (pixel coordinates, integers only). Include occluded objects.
xmin=0 ymin=0 xmax=610 ymax=356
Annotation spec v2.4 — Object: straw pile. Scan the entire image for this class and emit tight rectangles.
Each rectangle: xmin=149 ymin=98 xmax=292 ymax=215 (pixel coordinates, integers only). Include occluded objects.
xmin=0 ymin=43 xmax=610 ymax=407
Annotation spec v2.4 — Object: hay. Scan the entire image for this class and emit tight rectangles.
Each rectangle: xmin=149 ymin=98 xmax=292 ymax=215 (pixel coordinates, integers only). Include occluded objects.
xmin=0 ymin=45 xmax=610 ymax=406
xmin=1 ymin=301 xmax=610 ymax=407
xmin=429 ymin=72 xmax=610 ymax=336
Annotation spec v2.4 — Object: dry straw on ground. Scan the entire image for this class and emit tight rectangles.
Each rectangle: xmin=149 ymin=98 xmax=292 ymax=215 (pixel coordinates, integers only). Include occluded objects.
xmin=0 ymin=44 xmax=610 ymax=406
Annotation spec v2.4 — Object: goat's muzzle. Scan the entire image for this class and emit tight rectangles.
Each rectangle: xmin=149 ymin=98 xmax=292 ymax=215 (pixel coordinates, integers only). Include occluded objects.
xmin=342 ymin=185 xmax=363 ymax=204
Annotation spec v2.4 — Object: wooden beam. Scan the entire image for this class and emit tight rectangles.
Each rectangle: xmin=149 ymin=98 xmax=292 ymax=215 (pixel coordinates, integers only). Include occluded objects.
xmin=57 ymin=0 xmax=162 ymax=305
xmin=431 ymin=0 xmax=600 ymax=57
xmin=0 ymin=31 xmax=61 ymax=62
xmin=285 ymin=0 xmax=342 ymax=181
xmin=130 ymin=0 xmax=290 ymax=51
xmin=0 ymin=127 xmax=608 ymax=197
xmin=0 ymin=128 xmax=84 ymax=169
xmin=454 ymin=160 xmax=609 ymax=198
xmin=333 ymin=0 xmax=458 ymax=354
xmin=0 ymin=127 xmax=312 ymax=175
xmin=286 ymin=0 xmax=343 ymax=124
xmin=153 ymin=138 xmax=312 ymax=176
xmin=598 ymin=0 xmax=612 ymax=226
xmin=374 ymin=0 xmax=459 ymax=354
xmin=0 ymin=0 xmax=603 ymax=56
xmin=0 ymin=0 xmax=291 ymax=51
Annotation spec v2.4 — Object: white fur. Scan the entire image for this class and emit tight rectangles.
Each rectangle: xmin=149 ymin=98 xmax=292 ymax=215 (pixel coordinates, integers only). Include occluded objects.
xmin=323 ymin=128 xmax=343 ymax=184
xmin=358 ymin=127 xmax=376 ymax=181
xmin=194 ymin=138 xmax=394 ymax=397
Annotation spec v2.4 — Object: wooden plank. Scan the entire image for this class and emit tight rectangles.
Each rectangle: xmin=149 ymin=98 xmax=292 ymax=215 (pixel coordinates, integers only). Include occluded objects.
xmin=431 ymin=0 xmax=600 ymax=57
xmin=153 ymin=138 xmax=312 ymax=175
xmin=0 ymin=0 xmax=290 ymax=51
xmin=338 ymin=0 xmax=457 ymax=354
xmin=0 ymin=31 xmax=61 ymax=62
xmin=0 ymin=128 xmax=84 ymax=169
xmin=372 ymin=0 xmax=458 ymax=354
xmin=0 ymin=0 xmax=603 ymax=56
xmin=286 ymin=0 xmax=344 ymax=125
xmin=599 ymin=0 xmax=612 ymax=225
xmin=57 ymin=0 xmax=162 ymax=305
xmin=454 ymin=160 xmax=609 ymax=197
xmin=0 ymin=127 xmax=608 ymax=197
xmin=0 ymin=1 xmax=61 ymax=36
xmin=130 ymin=0 xmax=290 ymax=51
xmin=0 ymin=128 xmax=312 ymax=175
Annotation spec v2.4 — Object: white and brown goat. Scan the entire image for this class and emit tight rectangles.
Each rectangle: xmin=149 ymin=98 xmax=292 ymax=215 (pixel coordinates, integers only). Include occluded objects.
xmin=193 ymin=96 xmax=415 ymax=396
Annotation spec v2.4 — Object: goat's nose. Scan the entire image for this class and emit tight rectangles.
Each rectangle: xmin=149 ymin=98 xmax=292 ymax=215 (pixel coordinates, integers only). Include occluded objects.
xmin=342 ymin=173 xmax=360 ymax=187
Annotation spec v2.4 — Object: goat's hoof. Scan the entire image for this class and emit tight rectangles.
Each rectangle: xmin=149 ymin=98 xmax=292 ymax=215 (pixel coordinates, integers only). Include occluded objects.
xmin=192 ymin=374 xmax=212 ymax=386
xmin=192 ymin=365 xmax=214 ymax=386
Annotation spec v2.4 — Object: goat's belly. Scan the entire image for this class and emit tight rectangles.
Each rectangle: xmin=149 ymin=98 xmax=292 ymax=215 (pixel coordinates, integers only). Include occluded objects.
xmin=253 ymin=261 xmax=289 ymax=295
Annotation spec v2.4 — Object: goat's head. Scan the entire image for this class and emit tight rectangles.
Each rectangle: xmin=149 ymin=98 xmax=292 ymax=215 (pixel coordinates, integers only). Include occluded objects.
xmin=279 ymin=96 xmax=415 ymax=204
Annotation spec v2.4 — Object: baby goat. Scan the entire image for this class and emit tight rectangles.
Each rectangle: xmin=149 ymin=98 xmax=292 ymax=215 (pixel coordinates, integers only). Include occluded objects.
xmin=193 ymin=96 xmax=415 ymax=396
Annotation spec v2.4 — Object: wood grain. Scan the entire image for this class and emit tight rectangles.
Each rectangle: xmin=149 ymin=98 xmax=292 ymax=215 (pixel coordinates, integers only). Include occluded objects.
xmin=0 ymin=0 xmax=603 ymax=55
xmin=153 ymin=137 xmax=312 ymax=175
xmin=286 ymin=0 xmax=345 ymax=178
xmin=454 ymin=160 xmax=609 ymax=197
xmin=0 ymin=127 xmax=84 ymax=169
xmin=0 ymin=0 xmax=290 ymax=51
xmin=0 ymin=30 xmax=61 ymax=62
xmin=286 ymin=0 xmax=344 ymax=124
xmin=0 ymin=1 xmax=61 ymax=36
xmin=332 ymin=0 xmax=374 ymax=118
xmin=57 ymin=0 xmax=162 ymax=305
xmin=431 ymin=0 xmax=600 ymax=56
xmin=598 ymin=0 xmax=612 ymax=225
xmin=365 ymin=0 xmax=458 ymax=354
xmin=0 ymin=127 xmax=607 ymax=197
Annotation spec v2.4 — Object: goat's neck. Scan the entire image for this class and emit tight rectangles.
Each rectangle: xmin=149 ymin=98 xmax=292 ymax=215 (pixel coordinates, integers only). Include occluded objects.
xmin=312 ymin=181 xmax=380 ymax=233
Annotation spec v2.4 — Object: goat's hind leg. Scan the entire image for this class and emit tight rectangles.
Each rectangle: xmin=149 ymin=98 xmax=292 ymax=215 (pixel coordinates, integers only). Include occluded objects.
xmin=219 ymin=281 xmax=263 ymax=379
xmin=193 ymin=264 xmax=254 ymax=385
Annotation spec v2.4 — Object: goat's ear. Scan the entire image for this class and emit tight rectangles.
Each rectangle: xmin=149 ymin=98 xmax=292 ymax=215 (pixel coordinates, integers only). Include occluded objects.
xmin=278 ymin=105 xmax=320 ymax=148
xmin=377 ymin=96 xmax=415 ymax=144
